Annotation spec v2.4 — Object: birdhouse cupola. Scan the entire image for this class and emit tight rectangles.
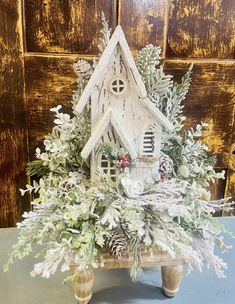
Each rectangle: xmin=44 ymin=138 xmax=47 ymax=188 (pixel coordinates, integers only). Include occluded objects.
xmin=75 ymin=25 xmax=173 ymax=183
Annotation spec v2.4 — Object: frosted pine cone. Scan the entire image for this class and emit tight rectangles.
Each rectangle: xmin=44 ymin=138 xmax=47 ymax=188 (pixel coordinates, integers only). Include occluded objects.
xmin=107 ymin=232 xmax=127 ymax=260
xmin=159 ymin=152 xmax=174 ymax=177
xmin=73 ymin=60 xmax=92 ymax=79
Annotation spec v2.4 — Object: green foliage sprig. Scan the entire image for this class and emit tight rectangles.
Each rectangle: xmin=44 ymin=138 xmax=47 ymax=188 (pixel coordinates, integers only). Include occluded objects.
xmin=98 ymin=12 xmax=111 ymax=54
xmin=26 ymin=160 xmax=50 ymax=177
xmin=136 ymin=45 xmax=193 ymax=127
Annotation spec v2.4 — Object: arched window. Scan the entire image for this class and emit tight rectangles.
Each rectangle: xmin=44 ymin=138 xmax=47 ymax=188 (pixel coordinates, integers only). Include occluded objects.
xmin=100 ymin=154 xmax=117 ymax=181
xmin=142 ymin=125 xmax=156 ymax=157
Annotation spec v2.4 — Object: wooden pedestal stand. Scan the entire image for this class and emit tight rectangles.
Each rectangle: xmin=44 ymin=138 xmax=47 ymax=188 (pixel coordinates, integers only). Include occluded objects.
xmin=72 ymin=250 xmax=185 ymax=304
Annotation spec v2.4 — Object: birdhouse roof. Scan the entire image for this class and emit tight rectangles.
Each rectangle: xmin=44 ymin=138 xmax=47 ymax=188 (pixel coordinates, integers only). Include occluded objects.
xmin=75 ymin=25 xmax=173 ymax=131
xmin=81 ymin=108 xmax=137 ymax=160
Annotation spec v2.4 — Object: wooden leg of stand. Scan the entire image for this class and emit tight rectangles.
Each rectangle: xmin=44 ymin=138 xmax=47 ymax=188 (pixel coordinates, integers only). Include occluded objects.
xmin=73 ymin=268 xmax=94 ymax=304
xmin=161 ymin=264 xmax=183 ymax=297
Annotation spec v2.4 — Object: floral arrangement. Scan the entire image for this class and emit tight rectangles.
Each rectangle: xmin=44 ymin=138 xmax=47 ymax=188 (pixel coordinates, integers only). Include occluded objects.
xmin=5 ymin=14 xmax=234 ymax=281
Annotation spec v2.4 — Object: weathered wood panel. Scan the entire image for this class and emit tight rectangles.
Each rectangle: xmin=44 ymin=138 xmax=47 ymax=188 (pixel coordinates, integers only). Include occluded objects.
xmin=223 ymin=112 xmax=235 ymax=214
xmin=0 ymin=0 xmax=30 ymax=227
xmin=228 ymin=112 xmax=235 ymax=172
xmin=225 ymin=170 xmax=235 ymax=201
xmin=25 ymin=0 xmax=117 ymax=54
xmin=24 ymin=55 xmax=80 ymax=157
xmin=223 ymin=170 xmax=235 ymax=215
xmin=210 ymin=170 xmax=227 ymax=201
xmin=164 ymin=61 xmax=235 ymax=170
xmin=119 ymin=0 xmax=167 ymax=56
xmin=167 ymin=0 xmax=235 ymax=58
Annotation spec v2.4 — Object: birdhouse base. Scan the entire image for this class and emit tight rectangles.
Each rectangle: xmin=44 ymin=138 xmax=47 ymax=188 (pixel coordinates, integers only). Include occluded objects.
xmin=72 ymin=250 xmax=185 ymax=303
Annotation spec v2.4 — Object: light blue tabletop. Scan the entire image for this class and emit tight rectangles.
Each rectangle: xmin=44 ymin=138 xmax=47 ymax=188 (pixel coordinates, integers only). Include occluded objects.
xmin=0 ymin=217 xmax=234 ymax=304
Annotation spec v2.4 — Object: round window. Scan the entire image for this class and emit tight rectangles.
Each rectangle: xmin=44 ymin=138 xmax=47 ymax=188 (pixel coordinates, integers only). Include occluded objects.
xmin=109 ymin=77 xmax=126 ymax=96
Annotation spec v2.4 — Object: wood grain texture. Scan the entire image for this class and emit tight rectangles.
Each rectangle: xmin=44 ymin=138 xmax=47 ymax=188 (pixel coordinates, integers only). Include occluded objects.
xmin=0 ymin=0 xmax=30 ymax=227
xmin=119 ymin=0 xmax=167 ymax=56
xmin=71 ymin=250 xmax=184 ymax=302
xmin=24 ymin=0 xmax=117 ymax=54
xmin=161 ymin=265 xmax=184 ymax=297
xmin=167 ymin=0 xmax=235 ymax=58
xmin=24 ymin=55 xmax=80 ymax=157
xmin=210 ymin=169 xmax=227 ymax=200
xmin=224 ymin=170 xmax=235 ymax=210
xmin=72 ymin=269 xmax=94 ymax=304
xmin=223 ymin=115 xmax=235 ymax=214
xmin=228 ymin=111 xmax=235 ymax=172
xmin=164 ymin=61 xmax=235 ymax=170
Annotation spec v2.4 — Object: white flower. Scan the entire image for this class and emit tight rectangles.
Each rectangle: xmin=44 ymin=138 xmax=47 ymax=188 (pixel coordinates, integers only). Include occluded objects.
xmin=121 ymin=177 xmax=144 ymax=198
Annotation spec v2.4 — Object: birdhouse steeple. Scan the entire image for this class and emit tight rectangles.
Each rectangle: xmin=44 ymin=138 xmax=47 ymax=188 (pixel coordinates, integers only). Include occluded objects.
xmin=76 ymin=25 xmax=173 ymax=183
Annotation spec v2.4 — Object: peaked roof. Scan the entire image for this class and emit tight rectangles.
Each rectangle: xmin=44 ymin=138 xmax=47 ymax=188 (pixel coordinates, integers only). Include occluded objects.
xmin=81 ymin=108 xmax=137 ymax=160
xmin=75 ymin=25 xmax=173 ymax=131
xmin=141 ymin=98 xmax=173 ymax=131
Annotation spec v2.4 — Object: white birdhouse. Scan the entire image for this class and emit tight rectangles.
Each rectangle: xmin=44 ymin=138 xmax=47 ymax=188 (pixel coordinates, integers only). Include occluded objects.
xmin=75 ymin=25 xmax=173 ymax=184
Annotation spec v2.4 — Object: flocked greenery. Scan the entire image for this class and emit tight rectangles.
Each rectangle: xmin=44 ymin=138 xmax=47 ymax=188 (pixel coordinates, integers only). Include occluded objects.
xmin=101 ymin=144 xmax=133 ymax=173
xmin=5 ymin=13 xmax=234 ymax=282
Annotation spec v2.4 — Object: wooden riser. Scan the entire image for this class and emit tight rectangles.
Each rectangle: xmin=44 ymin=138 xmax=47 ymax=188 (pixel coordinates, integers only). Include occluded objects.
xmin=72 ymin=251 xmax=185 ymax=303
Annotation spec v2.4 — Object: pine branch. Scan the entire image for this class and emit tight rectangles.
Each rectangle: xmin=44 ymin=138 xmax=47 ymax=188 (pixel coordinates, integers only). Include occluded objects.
xmin=136 ymin=44 xmax=161 ymax=91
xmin=73 ymin=60 xmax=92 ymax=79
xmin=98 ymin=12 xmax=111 ymax=54
xmin=176 ymin=63 xmax=193 ymax=104
xmin=72 ymin=60 xmax=92 ymax=109
xmin=150 ymin=64 xmax=173 ymax=99
xmin=26 ymin=160 xmax=50 ymax=177
xmin=155 ymin=64 xmax=193 ymax=125
xmin=136 ymin=44 xmax=193 ymax=126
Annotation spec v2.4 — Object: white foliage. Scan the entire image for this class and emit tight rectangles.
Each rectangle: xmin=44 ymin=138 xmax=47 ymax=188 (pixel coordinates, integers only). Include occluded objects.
xmin=100 ymin=201 xmax=121 ymax=229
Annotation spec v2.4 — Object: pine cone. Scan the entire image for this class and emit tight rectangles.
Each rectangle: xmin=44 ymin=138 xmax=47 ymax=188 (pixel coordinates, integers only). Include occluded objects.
xmin=159 ymin=152 xmax=174 ymax=176
xmin=73 ymin=60 xmax=92 ymax=79
xmin=107 ymin=232 xmax=127 ymax=260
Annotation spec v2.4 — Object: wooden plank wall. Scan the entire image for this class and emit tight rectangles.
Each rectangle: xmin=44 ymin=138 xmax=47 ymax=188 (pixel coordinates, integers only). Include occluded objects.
xmin=0 ymin=0 xmax=234 ymax=227
xmin=0 ymin=0 xmax=30 ymax=227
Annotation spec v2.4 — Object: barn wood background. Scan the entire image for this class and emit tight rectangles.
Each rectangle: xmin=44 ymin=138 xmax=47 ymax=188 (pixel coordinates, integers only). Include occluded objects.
xmin=0 ymin=0 xmax=234 ymax=227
